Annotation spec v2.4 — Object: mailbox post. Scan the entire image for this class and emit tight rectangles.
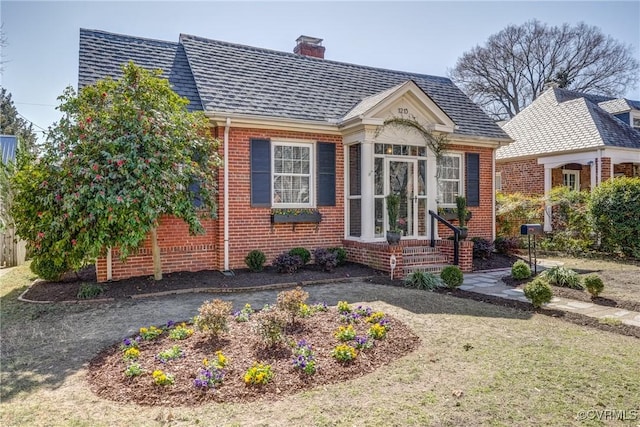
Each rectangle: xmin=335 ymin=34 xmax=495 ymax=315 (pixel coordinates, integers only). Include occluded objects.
xmin=520 ymin=224 xmax=543 ymax=274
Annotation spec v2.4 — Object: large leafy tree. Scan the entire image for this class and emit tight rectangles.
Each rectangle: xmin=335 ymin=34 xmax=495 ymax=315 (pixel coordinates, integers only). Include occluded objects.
xmin=1 ymin=87 xmax=38 ymax=153
xmin=0 ymin=88 xmax=38 ymax=236
xmin=11 ymin=62 xmax=222 ymax=280
xmin=450 ymin=20 xmax=639 ymax=120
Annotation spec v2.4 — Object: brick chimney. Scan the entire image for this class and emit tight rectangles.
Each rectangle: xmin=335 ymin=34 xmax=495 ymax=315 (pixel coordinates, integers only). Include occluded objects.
xmin=294 ymin=35 xmax=325 ymax=59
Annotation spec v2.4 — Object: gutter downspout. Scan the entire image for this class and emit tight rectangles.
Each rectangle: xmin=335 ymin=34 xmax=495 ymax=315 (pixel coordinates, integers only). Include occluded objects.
xmin=492 ymin=149 xmax=497 ymax=242
xmin=223 ymin=117 xmax=231 ymax=272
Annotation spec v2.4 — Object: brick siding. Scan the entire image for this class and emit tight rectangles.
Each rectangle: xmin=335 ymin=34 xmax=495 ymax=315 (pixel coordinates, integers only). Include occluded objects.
xmin=97 ymin=130 xmax=494 ymax=281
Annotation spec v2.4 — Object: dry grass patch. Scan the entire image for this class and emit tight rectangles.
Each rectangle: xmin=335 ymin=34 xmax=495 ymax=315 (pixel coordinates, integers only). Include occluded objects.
xmin=540 ymin=256 xmax=640 ymax=304
xmin=1 ymin=265 xmax=639 ymax=426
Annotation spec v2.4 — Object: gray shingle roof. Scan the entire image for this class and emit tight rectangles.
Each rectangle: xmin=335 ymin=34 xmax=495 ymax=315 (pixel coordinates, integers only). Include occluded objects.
xmin=79 ymin=29 xmax=202 ymax=111
xmin=497 ymin=88 xmax=640 ymax=160
xmin=78 ymin=29 xmax=508 ymax=140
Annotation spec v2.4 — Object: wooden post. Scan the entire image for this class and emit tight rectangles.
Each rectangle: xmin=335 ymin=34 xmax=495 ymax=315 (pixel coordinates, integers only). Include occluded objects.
xmin=150 ymin=227 xmax=162 ymax=281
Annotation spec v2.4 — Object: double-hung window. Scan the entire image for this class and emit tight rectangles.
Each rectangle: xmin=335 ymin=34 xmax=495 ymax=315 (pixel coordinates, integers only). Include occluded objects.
xmin=437 ymin=153 xmax=463 ymax=206
xmin=562 ymin=169 xmax=580 ymax=191
xmin=250 ymin=138 xmax=335 ymax=208
xmin=272 ymin=142 xmax=313 ymax=207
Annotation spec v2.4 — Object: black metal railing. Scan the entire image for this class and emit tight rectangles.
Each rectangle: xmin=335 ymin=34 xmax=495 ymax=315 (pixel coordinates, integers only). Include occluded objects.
xmin=428 ymin=210 xmax=461 ymax=266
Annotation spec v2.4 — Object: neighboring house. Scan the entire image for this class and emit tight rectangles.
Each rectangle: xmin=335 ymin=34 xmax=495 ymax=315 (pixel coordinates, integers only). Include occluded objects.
xmin=496 ymin=87 xmax=640 ymax=231
xmin=79 ymin=29 xmax=511 ymax=281
xmin=0 ymin=135 xmax=27 ymax=267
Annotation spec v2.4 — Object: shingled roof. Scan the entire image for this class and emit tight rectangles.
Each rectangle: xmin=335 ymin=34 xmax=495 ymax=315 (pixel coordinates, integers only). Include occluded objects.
xmin=79 ymin=29 xmax=508 ymax=140
xmin=497 ymin=87 xmax=640 ymax=160
xmin=79 ymin=30 xmax=202 ymax=110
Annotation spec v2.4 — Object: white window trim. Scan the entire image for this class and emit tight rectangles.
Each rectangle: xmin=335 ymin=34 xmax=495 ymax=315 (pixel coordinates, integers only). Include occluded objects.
xmin=631 ymin=111 xmax=640 ymax=129
xmin=437 ymin=152 xmax=464 ymax=207
xmin=562 ymin=169 xmax=580 ymax=191
xmin=495 ymin=171 xmax=502 ymax=191
xmin=271 ymin=141 xmax=315 ymax=208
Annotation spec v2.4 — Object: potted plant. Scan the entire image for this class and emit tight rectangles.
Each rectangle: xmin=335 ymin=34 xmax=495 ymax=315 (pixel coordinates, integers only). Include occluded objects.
xmin=455 ymin=196 xmax=469 ymax=240
xmin=386 ymin=194 xmax=401 ymax=245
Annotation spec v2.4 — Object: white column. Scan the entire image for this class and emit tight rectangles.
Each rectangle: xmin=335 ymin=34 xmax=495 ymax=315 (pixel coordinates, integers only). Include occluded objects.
xmin=360 ymin=139 xmax=375 ymax=240
xmin=426 ymin=152 xmax=439 ymax=239
xmin=590 ymin=159 xmax=596 ymax=192
xmin=543 ymin=166 xmax=552 ymax=232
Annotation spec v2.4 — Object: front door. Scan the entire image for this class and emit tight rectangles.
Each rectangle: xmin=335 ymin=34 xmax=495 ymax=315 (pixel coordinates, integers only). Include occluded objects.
xmin=386 ymin=158 xmax=418 ymax=238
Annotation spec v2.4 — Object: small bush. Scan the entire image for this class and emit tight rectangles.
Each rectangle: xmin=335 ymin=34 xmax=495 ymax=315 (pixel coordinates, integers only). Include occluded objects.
xmin=30 ymin=257 xmax=69 ymax=281
xmin=195 ymin=299 xmax=232 ymax=337
xmin=253 ymin=309 xmax=288 ymax=346
xmin=245 ymin=250 xmax=267 ymax=272
xmin=494 ymin=236 xmax=520 ymax=255
xmin=77 ymin=283 xmax=105 ymax=299
xmin=584 ymin=275 xmax=605 ymax=297
xmin=403 ymin=271 xmax=441 ymax=291
xmin=289 ymin=247 xmax=311 ymax=265
xmin=542 ymin=266 xmax=583 ymax=290
xmin=471 ymin=237 xmax=494 ymax=260
xmin=328 ymin=247 xmax=348 ymax=265
xmin=273 ymin=253 xmax=303 ymax=274
xmin=440 ymin=266 xmax=464 ymax=289
xmin=313 ymin=248 xmax=338 ymax=272
xmin=276 ymin=286 xmax=309 ymax=324
xmin=511 ymin=260 xmax=532 ymax=280
xmin=523 ymin=277 xmax=553 ymax=308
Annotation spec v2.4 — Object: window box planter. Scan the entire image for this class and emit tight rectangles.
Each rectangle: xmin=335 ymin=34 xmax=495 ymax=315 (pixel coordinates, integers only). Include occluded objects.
xmin=438 ymin=208 xmax=472 ymax=222
xmin=270 ymin=209 xmax=322 ymax=230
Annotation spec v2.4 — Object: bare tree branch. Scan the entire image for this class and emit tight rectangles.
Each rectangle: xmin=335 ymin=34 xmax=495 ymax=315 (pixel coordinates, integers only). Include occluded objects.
xmin=450 ymin=20 xmax=639 ymax=120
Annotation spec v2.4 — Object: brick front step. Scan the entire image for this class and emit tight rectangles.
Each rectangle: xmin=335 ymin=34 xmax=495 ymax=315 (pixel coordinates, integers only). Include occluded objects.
xmin=402 ymin=246 xmax=450 ymax=277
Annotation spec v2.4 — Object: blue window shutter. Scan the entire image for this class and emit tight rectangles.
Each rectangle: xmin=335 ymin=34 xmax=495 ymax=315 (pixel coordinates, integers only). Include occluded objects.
xmin=317 ymin=142 xmax=336 ymax=206
xmin=250 ymin=139 xmax=271 ymax=207
xmin=466 ymin=153 xmax=480 ymax=207
xmin=188 ymin=181 xmax=202 ymax=207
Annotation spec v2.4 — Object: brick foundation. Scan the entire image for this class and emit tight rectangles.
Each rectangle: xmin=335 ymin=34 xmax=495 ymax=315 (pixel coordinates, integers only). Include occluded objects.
xmin=343 ymin=238 xmax=473 ymax=279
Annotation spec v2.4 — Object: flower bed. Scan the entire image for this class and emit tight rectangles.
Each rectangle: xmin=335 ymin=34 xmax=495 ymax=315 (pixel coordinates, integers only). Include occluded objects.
xmin=87 ymin=297 xmax=420 ymax=406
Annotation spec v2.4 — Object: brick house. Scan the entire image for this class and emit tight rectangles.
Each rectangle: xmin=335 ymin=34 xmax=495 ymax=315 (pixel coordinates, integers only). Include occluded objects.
xmin=496 ymin=87 xmax=640 ymax=231
xmin=79 ymin=29 xmax=510 ymax=281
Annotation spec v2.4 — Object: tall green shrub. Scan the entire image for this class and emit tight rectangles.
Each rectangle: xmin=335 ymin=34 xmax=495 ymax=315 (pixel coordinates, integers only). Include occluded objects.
xmin=495 ymin=192 xmax=544 ymax=237
xmin=541 ymin=186 xmax=593 ymax=254
xmin=590 ymin=177 xmax=640 ymax=259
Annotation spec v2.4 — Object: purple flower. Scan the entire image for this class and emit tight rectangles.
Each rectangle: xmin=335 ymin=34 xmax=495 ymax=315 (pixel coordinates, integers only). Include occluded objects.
xmin=123 ymin=338 xmax=132 ymax=346
xmin=166 ymin=320 xmax=176 ymax=328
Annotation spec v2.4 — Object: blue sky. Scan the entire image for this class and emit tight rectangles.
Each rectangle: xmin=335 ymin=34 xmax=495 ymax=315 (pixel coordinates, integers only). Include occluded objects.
xmin=1 ymin=0 xmax=639 ymax=140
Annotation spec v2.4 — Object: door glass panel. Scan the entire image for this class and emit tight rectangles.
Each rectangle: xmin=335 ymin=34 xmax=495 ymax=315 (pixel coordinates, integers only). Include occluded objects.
xmin=388 ymin=160 xmax=415 ymax=237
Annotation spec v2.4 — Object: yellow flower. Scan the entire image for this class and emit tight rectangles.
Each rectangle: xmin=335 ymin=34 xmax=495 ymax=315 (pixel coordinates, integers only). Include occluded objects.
xmin=203 ymin=358 xmax=209 ymax=367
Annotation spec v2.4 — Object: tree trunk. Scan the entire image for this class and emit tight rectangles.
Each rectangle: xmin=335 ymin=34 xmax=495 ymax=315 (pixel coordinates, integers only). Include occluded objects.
xmin=150 ymin=227 xmax=162 ymax=281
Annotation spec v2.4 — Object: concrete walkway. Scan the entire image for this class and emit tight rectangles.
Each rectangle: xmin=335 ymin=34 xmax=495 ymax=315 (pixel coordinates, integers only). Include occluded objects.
xmin=461 ymin=268 xmax=640 ymax=327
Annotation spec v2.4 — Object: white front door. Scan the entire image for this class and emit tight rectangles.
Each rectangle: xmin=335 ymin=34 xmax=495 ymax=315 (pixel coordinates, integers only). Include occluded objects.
xmin=386 ymin=158 xmax=420 ymax=238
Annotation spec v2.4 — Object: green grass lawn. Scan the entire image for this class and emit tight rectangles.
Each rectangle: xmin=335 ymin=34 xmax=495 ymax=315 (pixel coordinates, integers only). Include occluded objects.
xmin=1 ymin=262 xmax=639 ymax=426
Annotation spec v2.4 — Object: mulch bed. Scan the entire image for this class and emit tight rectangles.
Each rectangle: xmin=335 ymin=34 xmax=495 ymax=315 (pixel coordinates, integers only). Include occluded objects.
xmin=21 ymin=255 xmax=639 ymax=340
xmin=22 ymin=262 xmax=381 ymax=302
xmin=88 ymin=310 xmax=421 ymax=406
